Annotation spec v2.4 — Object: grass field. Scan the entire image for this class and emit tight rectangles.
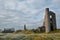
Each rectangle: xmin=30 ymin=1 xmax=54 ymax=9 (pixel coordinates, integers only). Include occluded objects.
xmin=0 ymin=30 xmax=60 ymax=40
xmin=0 ymin=33 xmax=60 ymax=40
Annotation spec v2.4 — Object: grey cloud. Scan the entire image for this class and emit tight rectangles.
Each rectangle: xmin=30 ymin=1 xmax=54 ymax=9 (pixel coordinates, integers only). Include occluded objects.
xmin=0 ymin=0 xmax=60 ymax=30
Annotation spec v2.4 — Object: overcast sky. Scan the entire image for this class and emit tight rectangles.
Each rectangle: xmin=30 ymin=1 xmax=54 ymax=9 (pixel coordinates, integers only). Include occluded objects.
xmin=0 ymin=0 xmax=60 ymax=30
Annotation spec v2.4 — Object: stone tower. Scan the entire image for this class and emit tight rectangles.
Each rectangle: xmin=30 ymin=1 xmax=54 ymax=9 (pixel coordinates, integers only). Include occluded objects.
xmin=24 ymin=24 xmax=26 ymax=30
xmin=43 ymin=8 xmax=57 ymax=32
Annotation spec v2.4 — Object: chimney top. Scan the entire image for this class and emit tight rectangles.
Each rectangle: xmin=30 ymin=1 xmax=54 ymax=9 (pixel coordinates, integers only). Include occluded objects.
xmin=45 ymin=8 xmax=49 ymax=11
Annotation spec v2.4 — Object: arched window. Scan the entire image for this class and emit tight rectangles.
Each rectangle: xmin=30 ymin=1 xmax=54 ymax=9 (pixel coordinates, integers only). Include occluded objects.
xmin=50 ymin=15 xmax=53 ymax=21
xmin=50 ymin=15 xmax=52 ymax=19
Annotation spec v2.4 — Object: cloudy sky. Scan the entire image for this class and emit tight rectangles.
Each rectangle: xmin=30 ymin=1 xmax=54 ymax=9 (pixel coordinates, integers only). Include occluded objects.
xmin=0 ymin=0 xmax=60 ymax=30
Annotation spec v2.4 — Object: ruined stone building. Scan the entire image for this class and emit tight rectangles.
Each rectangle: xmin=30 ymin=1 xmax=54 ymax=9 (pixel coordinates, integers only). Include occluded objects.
xmin=43 ymin=8 xmax=57 ymax=32
xmin=33 ymin=8 xmax=57 ymax=33
xmin=2 ymin=28 xmax=15 ymax=33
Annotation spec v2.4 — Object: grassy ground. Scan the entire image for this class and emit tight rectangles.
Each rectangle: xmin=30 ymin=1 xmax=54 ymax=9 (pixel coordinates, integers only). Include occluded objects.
xmin=0 ymin=33 xmax=60 ymax=40
xmin=0 ymin=30 xmax=60 ymax=40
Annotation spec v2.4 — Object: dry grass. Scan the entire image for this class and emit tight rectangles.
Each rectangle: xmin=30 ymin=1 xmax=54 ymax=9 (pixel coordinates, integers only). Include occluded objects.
xmin=0 ymin=30 xmax=60 ymax=40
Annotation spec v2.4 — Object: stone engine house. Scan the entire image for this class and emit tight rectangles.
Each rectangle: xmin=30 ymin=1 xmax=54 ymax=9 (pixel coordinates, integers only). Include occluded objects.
xmin=43 ymin=8 xmax=57 ymax=32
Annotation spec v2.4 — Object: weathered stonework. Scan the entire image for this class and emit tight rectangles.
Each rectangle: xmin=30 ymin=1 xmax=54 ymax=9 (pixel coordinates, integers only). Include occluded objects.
xmin=43 ymin=8 xmax=57 ymax=32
